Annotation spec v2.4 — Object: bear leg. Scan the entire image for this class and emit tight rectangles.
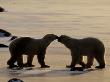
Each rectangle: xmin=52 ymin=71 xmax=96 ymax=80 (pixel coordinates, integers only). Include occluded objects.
xmin=95 ymin=55 xmax=105 ymax=69
xmin=23 ymin=55 xmax=35 ymax=67
xmin=17 ymin=55 xmax=23 ymax=68
xmin=86 ymin=55 xmax=94 ymax=68
xmin=37 ymin=54 xmax=50 ymax=68
xmin=7 ymin=56 xmax=17 ymax=68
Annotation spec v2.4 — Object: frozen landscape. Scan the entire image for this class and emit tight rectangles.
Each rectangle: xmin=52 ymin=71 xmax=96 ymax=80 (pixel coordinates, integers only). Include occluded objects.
xmin=0 ymin=0 xmax=110 ymax=82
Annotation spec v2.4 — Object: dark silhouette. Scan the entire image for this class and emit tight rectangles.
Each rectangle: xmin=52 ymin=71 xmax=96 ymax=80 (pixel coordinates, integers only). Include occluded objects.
xmin=8 ymin=78 xmax=24 ymax=82
xmin=58 ymin=35 xmax=105 ymax=71
xmin=0 ymin=44 xmax=8 ymax=47
xmin=0 ymin=29 xmax=17 ymax=40
xmin=0 ymin=6 xmax=5 ymax=12
xmin=7 ymin=34 xmax=58 ymax=68
xmin=0 ymin=29 xmax=11 ymax=37
xmin=0 ymin=29 xmax=17 ymax=47
xmin=9 ymin=36 xmax=18 ymax=41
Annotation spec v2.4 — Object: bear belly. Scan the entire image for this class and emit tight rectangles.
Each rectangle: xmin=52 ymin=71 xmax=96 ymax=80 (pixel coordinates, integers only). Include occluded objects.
xmin=24 ymin=47 xmax=38 ymax=55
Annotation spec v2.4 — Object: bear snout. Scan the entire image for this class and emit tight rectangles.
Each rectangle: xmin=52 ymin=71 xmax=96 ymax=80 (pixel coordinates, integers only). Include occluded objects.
xmin=56 ymin=36 xmax=59 ymax=39
xmin=57 ymin=37 xmax=61 ymax=42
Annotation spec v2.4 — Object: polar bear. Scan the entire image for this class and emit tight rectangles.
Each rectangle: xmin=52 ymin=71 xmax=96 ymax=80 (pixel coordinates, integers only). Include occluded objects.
xmin=7 ymin=34 xmax=58 ymax=68
xmin=58 ymin=35 xmax=105 ymax=70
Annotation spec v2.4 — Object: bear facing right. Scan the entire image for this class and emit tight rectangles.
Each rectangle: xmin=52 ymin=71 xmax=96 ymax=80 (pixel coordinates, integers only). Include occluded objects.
xmin=7 ymin=34 xmax=58 ymax=68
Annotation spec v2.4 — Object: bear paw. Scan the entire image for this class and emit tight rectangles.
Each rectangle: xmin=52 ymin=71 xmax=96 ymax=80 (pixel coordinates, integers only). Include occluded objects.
xmin=41 ymin=65 xmax=50 ymax=68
